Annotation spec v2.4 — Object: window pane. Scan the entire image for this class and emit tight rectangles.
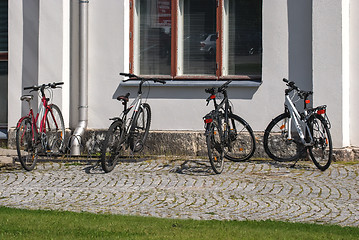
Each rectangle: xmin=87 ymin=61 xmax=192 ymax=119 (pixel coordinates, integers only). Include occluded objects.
xmin=228 ymin=0 xmax=262 ymax=75
xmin=138 ymin=0 xmax=171 ymax=75
xmin=183 ymin=0 xmax=216 ymax=75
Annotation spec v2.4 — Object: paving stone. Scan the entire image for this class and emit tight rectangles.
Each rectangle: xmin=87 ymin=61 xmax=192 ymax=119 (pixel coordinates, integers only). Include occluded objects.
xmin=0 ymin=157 xmax=358 ymax=227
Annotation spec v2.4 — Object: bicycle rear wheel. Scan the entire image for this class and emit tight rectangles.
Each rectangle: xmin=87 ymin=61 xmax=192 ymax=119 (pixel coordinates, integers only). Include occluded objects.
xmin=308 ymin=114 xmax=332 ymax=171
xmin=16 ymin=117 xmax=38 ymax=171
xmin=101 ymin=120 xmax=123 ymax=173
xmin=206 ymin=121 xmax=224 ymax=174
xmin=263 ymin=112 xmax=304 ymax=162
xmin=45 ymin=104 xmax=65 ymax=155
xmin=129 ymin=103 xmax=151 ymax=152
xmin=224 ymin=114 xmax=256 ymax=161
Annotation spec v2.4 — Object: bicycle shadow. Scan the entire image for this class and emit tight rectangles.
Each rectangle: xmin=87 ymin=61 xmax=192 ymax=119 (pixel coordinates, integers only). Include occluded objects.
xmin=166 ymin=159 xmax=216 ymax=176
xmin=82 ymin=156 xmax=152 ymax=174
xmin=249 ymin=158 xmax=316 ymax=171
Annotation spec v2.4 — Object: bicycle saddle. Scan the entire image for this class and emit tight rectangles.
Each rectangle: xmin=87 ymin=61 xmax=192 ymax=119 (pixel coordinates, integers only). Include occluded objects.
xmin=20 ymin=95 xmax=34 ymax=102
xmin=116 ymin=93 xmax=130 ymax=103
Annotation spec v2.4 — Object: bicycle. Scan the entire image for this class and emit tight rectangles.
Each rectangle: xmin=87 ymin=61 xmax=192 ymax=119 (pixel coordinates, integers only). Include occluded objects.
xmin=203 ymin=80 xmax=256 ymax=174
xmin=100 ymin=73 xmax=166 ymax=173
xmin=263 ymin=78 xmax=332 ymax=171
xmin=16 ymin=82 xmax=65 ymax=171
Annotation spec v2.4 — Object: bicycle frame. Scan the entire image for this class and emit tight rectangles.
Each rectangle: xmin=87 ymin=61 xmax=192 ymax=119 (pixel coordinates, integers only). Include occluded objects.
xmin=205 ymin=88 xmax=236 ymax=145
xmin=18 ymin=93 xmax=60 ymax=148
xmin=284 ymin=94 xmax=314 ymax=146
xmin=121 ymin=93 xmax=142 ymax=135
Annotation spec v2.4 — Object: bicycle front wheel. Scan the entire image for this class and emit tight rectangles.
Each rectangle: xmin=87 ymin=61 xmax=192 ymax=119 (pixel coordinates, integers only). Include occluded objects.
xmin=129 ymin=103 xmax=151 ymax=152
xmin=46 ymin=104 xmax=65 ymax=155
xmin=16 ymin=117 xmax=38 ymax=171
xmin=263 ymin=112 xmax=304 ymax=162
xmin=101 ymin=120 xmax=123 ymax=173
xmin=224 ymin=114 xmax=256 ymax=161
xmin=206 ymin=121 xmax=224 ymax=174
xmin=307 ymin=114 xmax=332 ymax=171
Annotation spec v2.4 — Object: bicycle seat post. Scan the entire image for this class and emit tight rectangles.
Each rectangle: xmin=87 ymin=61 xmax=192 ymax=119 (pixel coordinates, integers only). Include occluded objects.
xmin=123 ymin=99 xmax=127 ymax=110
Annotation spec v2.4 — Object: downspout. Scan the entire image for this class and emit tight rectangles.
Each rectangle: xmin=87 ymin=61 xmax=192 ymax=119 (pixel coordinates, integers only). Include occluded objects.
xmin=70 ymin=0 xmax=89 ymax=155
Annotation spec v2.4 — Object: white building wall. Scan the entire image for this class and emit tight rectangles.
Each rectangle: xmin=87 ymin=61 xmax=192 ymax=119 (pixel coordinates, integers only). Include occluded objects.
xmin=312 ymin=0 xmax=349 ymax=148
xmin=38 ymin=0 xmax=70 ymax=127
xmin=87 ymin=0 xmax=128 ymax=129
xmin=349 ymin=0 xmax=359 ymax=146
xmin=86 ymin=0 xmax=290 ymax=133
xmin=8 ymin=1 xmax=23 ymax=128
xmin=8 ymin=0 xmax=69 ymax=129
xmin=8 ymin=0 xmax=353 ymax=149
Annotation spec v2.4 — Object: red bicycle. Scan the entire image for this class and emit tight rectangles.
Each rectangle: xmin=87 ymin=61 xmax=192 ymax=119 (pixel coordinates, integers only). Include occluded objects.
xmin=16 ymin=82 xmax=65 ymax=171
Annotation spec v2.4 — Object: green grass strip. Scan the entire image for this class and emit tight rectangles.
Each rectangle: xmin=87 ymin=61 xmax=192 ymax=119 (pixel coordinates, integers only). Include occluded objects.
xmin=0 ymin=206 xmax=358 ymax=239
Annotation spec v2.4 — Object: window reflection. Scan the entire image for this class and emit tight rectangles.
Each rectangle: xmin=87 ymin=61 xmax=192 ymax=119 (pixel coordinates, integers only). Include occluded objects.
xmin=138 ymin=0 xmax=171 ymax=75
xmin=183 ymin=0 xmax=216 ymax=75
xmin=228 ymin=0 xmax=262 ymax=75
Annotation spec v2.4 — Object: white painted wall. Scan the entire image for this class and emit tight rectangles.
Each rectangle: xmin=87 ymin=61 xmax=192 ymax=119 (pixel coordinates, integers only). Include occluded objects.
xmin=312 ymin=0 xmax=349 ymax=148
xmin=38 ymin=0 xmax=70 ymax=127
xmin=86 ymin=0 xmax=128 ymax=129
xmin=349 ymin=0 xmax=359 ymax=146
xmin=8 ymin=1 xmax=23 ymax=128
xmin=8 ymin=0 xmax=354 ymax=148
xmin=8 ymin=0 xmax=69 ymax=129
xmin=85 ymin=0 xmax=290 ymax=133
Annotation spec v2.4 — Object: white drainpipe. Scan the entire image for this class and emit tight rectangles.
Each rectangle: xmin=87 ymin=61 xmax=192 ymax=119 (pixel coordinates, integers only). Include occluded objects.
xmin=70 ymin=0 xmax=89 ymax=155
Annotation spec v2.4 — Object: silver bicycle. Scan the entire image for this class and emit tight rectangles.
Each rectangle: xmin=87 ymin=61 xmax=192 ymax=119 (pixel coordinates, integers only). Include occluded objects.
xmin=100 ymin=73 xmax=166 ymax=173
xmin=263 ymin=78 xmax=332 ymax=171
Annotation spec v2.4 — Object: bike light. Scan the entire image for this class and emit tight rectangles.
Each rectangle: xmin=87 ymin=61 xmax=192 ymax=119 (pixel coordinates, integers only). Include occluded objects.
xmin=210 ymin=95 xmax=216 ymax=99
xmin=317 ymin=109 xmax=326 ymax=115
xmin=204 ymin=118 xmax=213 ymax=123
xmin=305 ymin=100 xmax=310 ymax=104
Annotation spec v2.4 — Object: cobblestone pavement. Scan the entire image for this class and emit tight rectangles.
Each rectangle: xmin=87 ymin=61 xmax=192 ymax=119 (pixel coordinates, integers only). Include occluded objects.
xmin=0 ymin=157 xmax=359 ymax=227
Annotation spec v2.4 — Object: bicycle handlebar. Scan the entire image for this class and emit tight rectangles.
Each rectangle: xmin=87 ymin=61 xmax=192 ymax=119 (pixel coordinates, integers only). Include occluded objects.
xmin=120 ymin=73 xmax=167 ymax=84
xmin=120 ymin=72 xmax=137 ymax=78
xmin=205 ymin=80 xmax=232 ymax=95
xmin=205 ymin=80 xmax=232 ymax=105
xmin=24 ymin=82 xmax=64 ymax=91
xmin=283 ymin=78 xmax=313 ymax=98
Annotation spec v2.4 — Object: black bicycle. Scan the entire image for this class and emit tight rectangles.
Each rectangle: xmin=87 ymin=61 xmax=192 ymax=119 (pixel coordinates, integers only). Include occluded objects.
xmin=203 ymin=80 xmax=256 ymax=174
xmin=101 ymin=73 xmax=166 ymax=173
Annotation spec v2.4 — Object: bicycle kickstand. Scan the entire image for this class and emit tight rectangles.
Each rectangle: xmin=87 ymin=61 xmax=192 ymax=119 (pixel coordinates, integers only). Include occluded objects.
xmin=290 ymin=158 xmax=300 ymax=168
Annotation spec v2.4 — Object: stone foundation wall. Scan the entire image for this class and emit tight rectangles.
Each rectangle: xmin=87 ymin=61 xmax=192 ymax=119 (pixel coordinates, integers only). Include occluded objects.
xmin=7 ymin=128 xmax=359 ymax=161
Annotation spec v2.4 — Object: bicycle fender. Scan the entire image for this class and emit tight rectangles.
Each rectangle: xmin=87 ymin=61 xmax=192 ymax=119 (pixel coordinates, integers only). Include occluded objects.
xmin=109 ymin=117 xmax=121 ymax=121
xmin=16 ymin=116 xmax=30 ymax=128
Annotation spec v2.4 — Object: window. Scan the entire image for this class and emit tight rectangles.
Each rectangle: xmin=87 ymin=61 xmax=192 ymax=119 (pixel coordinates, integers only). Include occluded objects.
xmin=130 ymin=0 xmax=262 ymax=80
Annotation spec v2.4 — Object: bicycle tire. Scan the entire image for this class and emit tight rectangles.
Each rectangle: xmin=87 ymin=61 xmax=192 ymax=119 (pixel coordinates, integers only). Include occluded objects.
xmin=45 ymin=104 xmax=65 ymax=155
xmin=206 ymin=120 xmax=224 ymax=174
xmin=224 ymin=114 xmax=256 ymax=162
xmin=16 ymin=117 xmax=38 ymax=171
xmin=307 ymin=114 xmax=332 ymax=171
xmin=101 ymin=120 xmax=123 ymax=173
xmin=263 ymin=112 xmax=304 ymax=162
xmin=129 ymin=103 xmax=151 ymax=152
